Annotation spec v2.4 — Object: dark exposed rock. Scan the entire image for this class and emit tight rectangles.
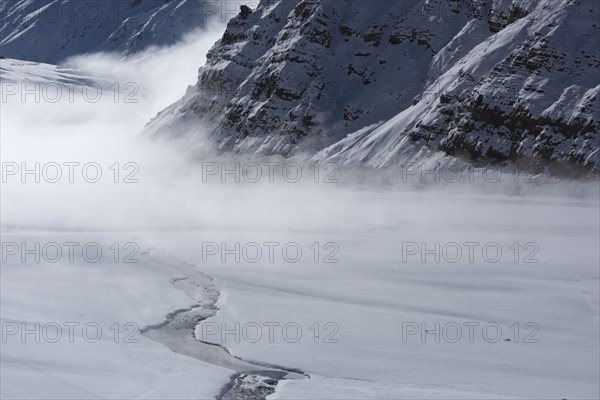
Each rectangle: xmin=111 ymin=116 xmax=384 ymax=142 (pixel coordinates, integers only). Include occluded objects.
xmin=240 ymin=5 xmax=253 ymax=19
xmin=148 ymin=0 xmax=599 ymax=177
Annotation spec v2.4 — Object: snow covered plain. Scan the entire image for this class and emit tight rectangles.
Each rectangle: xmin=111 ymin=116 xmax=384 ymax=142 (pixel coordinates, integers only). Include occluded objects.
xmin=143 ymin=187 xmax=600 ymax=399
xmin=0 ymin=231 xmax=233 ymax=399
xmin=2 ymin=26 xmax=599 ymax=400
xmin=2 ymin=186 xmax=599 ymax=399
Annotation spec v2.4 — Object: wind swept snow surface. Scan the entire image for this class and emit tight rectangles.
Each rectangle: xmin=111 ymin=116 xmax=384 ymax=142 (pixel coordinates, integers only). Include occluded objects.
xmin=0 ymin=232 xmax=233 ymax=399
xmin=145 ymin=191 xmax=600 ymax=399
xmin=3 ymin=189 xmax=599 ymax=399
xmin=1 ymin=1 xmax=599 ymax=399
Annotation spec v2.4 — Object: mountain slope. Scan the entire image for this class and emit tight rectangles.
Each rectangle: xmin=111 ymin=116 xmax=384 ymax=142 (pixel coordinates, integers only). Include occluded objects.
xmin=316 ymin=0 xmax=600 ymax=176
xmin=147 ymin=0 xmax=599 ymax=176
xmin=148 ymin=0 xmax=486 ymax=152
xmin=0 ymin=0 xmax=233 ymax=64
xmin=0 ymin=57 xmax=109 ymax=88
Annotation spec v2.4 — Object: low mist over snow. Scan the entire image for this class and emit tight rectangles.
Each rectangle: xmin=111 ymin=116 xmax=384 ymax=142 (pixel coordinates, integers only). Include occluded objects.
xmin=1 ymin=1 xmax=599 ymax=399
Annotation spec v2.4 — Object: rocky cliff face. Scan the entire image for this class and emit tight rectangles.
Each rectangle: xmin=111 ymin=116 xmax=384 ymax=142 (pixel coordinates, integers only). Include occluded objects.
xmin=0 ymin=0 xmax=234 ymax=64
xmin=148 ymin=0 xmax=599 ymax=176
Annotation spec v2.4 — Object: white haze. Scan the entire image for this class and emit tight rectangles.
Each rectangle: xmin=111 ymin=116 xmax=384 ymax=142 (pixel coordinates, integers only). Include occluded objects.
xmin=1 ymin=12 xmax=598 ymax=232
xmin=1 ymin=19 xmax=599 ymax=400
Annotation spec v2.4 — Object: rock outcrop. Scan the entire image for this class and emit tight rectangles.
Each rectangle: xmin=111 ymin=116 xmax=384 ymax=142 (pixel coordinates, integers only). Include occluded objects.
xmin=148 ymin=0 xmax=600 ymax=176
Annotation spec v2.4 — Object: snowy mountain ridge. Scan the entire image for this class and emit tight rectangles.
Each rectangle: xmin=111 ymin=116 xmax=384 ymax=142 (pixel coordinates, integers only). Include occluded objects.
xmin=148 ymin=0 xmax=600 ymax=176
xmin=0 ymin=57 xmax=111 ymax=89
xmin=0 ymin=0 xmax=237 ymax=64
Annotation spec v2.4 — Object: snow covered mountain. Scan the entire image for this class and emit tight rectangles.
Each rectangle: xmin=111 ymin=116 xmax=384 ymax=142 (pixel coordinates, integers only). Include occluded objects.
xmin=0 ymin=57 xmax=110 ymax=89
xmin=148 ymin=0 xmax=600 ymax=176
xmin=0 ymin=0 xmax=235 ymax=64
